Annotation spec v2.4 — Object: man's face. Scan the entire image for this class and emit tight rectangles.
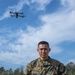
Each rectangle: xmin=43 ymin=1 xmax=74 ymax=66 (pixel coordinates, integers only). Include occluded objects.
xmin=37 ymin=44 xmax=50 ymax=60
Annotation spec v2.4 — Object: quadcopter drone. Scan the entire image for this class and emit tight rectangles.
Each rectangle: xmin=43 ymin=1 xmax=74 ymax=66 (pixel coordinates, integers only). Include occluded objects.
xmin=9 ymin=11 xmax=25 ymax=18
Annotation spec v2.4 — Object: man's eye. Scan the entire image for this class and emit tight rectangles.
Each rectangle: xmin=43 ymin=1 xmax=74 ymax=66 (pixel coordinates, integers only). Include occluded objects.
xmin=40 ymin=48 xmax=43 ymax=50
xmin=44 ymin=48 xmax=47 ymax=50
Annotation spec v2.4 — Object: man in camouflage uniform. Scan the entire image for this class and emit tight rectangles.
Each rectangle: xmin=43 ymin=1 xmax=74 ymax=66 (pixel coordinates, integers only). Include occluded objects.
xmin=24 ymin=41 xmax=66 ymax=75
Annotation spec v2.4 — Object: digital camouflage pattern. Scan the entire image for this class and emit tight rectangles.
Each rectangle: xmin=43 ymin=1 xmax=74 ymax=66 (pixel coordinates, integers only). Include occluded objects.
xmin=24 ymin=56 xmax=66 ymax=75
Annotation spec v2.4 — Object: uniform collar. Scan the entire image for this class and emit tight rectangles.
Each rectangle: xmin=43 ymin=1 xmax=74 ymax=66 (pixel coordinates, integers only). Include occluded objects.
xmin=39 ymin=56 xmax=51 ymax=61
xmin=38 ymin=56 xmax=51 ymax=66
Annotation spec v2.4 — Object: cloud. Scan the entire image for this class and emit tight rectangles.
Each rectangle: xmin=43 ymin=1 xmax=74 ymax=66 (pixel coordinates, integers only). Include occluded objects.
xmin=8 ymin=0 xmax=27 ymax=11
xmin=40 ymin=10 xmax=75 ymax=43
xmin=0 ymin=52 xmax=25 ymax=64
xmin=60 ymin=0 xmax=75 ymax=10
xmin=0 ymin=11 xmax=10 ymax=20
xmin=29 ymin=0 xmax=52 ymax=10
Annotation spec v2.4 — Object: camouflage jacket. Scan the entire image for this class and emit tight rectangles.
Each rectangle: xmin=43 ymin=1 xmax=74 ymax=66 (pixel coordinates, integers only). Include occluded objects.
xmin=24 ymin=56 xmax=66 ymax=75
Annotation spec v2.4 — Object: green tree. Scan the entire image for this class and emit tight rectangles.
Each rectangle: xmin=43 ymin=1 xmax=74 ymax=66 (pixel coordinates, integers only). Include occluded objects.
xmin=14 ymin=68 xmax=20 ymax=75
xmin=66 ymin=62 xmax=75 ymax=75
xmin=0 ymin=67 xmax=5 ymax=75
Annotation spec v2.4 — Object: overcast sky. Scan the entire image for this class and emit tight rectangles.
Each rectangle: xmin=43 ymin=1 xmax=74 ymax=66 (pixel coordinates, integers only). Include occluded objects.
xmin=0 ymin=0 xmax=75 ymax=70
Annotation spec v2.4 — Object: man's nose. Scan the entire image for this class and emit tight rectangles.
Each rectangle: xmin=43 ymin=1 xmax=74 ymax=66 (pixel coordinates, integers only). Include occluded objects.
xmin=42 ymin=49 xmax=45 ymax=52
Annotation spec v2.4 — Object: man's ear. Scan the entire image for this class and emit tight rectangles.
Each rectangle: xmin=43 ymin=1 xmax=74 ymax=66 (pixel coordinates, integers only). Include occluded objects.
xmin=49 ymin=48 xmax=51 ymax=52
xmin=37 ymin=49 xmax=39 ymax=52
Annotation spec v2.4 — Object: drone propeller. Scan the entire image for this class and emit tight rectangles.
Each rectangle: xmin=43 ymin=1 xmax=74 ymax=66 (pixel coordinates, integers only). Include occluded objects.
xmin=19 ymin=12 xmax=23 ymax=14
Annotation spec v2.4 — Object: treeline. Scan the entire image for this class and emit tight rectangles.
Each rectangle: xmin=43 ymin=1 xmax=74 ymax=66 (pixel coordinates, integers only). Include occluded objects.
xmin=0 ymin=66 xmax=24 ymax=75
xmin=0 ymin=62 xmax=75 ymax=75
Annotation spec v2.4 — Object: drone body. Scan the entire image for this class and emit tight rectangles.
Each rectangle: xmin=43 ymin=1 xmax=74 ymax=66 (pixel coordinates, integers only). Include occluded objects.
xmin=9 ymin=11 xmax=25 ymax=18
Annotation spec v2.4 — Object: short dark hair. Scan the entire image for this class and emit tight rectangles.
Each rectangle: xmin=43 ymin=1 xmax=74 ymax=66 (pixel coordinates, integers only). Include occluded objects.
xmin=38 ymin=41 xmax=49 ymax=47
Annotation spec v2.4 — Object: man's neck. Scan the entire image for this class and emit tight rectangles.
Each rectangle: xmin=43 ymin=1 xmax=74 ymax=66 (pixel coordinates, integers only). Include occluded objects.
xmin=40 ymin=57 xmax=49 ymax=61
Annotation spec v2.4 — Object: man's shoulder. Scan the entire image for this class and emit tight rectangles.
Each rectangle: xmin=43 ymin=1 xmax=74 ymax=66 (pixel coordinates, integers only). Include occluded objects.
xmin=50 ymin=58 xmax=60 ymax=63
xmin=30 ymin=58 xmax=38 ymax=63
xmin=28 ymin=58 xmax=39 ymax=66
xmin=50 ymin=57 xmax=64 ymax=66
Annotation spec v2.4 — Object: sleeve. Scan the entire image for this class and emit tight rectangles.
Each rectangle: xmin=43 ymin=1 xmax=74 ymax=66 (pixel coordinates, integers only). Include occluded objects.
xmin=24 ymin=63 xmax=32 ymax=75
xmin=58 ymin=63 xmax=67 ymax=75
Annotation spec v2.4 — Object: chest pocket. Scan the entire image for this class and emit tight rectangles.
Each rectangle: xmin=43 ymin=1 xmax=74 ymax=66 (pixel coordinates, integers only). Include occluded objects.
xmin=41 ymin=65 xmax=58 ymax=75
xmin=46 ymin=66 xmax=58 ymax=75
